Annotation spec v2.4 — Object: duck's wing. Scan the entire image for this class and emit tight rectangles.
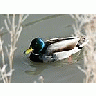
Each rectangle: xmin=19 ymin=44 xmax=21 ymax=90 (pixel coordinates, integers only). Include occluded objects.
xmin=42 ymin=37 xmax=88 ymax=62
xmin=41 ymin=37 xmax=80 ymax=62
xmin=46 ymin=37 xmax=80 ymax=55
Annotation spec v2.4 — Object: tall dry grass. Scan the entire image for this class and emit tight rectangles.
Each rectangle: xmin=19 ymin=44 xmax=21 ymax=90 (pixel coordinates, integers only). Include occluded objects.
xmin=71 ymin=14 xmax=96 ymax=83
xmin=0 ymin=14 xmax=29 ymax=83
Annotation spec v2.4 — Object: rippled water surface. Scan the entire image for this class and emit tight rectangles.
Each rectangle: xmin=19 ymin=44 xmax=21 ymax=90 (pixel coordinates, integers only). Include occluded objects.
xmin=0 ymin=14 xmax=85 ymax=83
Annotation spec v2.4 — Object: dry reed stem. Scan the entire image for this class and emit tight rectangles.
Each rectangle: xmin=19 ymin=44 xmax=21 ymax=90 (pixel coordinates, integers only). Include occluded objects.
xmin=71 ymin=14 xmax=96 ymax=83
xmin=0 ymin=14 xmax=29 ymax=83
xmin=0 ymin=28 xmax=8 ymax=83
xmin=0 ymin=27 xmax=5 ymax=65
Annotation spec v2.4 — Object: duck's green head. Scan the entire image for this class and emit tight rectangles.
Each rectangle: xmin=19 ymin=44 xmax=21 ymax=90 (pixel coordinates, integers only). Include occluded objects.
xmin=24 ymin=38 xmax=45 ymax=54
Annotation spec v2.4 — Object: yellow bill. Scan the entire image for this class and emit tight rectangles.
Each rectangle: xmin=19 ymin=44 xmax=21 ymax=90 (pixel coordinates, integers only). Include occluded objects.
xmin=24 ymin=48 xmax=34 ymax=54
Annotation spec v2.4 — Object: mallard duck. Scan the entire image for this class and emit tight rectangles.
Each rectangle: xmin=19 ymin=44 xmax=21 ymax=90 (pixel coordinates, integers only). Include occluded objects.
xmin=24 ymin=37 xmax=88 ymax=62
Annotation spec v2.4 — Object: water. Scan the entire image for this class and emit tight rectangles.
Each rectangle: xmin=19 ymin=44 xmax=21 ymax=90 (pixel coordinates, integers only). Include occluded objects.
xmin=0 ymin=14 xmax=85 ymax=83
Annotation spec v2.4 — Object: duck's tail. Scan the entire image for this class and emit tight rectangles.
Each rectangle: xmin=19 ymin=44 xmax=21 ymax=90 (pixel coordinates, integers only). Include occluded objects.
xmin=76 ymin=36 xmax=89 ymax=49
